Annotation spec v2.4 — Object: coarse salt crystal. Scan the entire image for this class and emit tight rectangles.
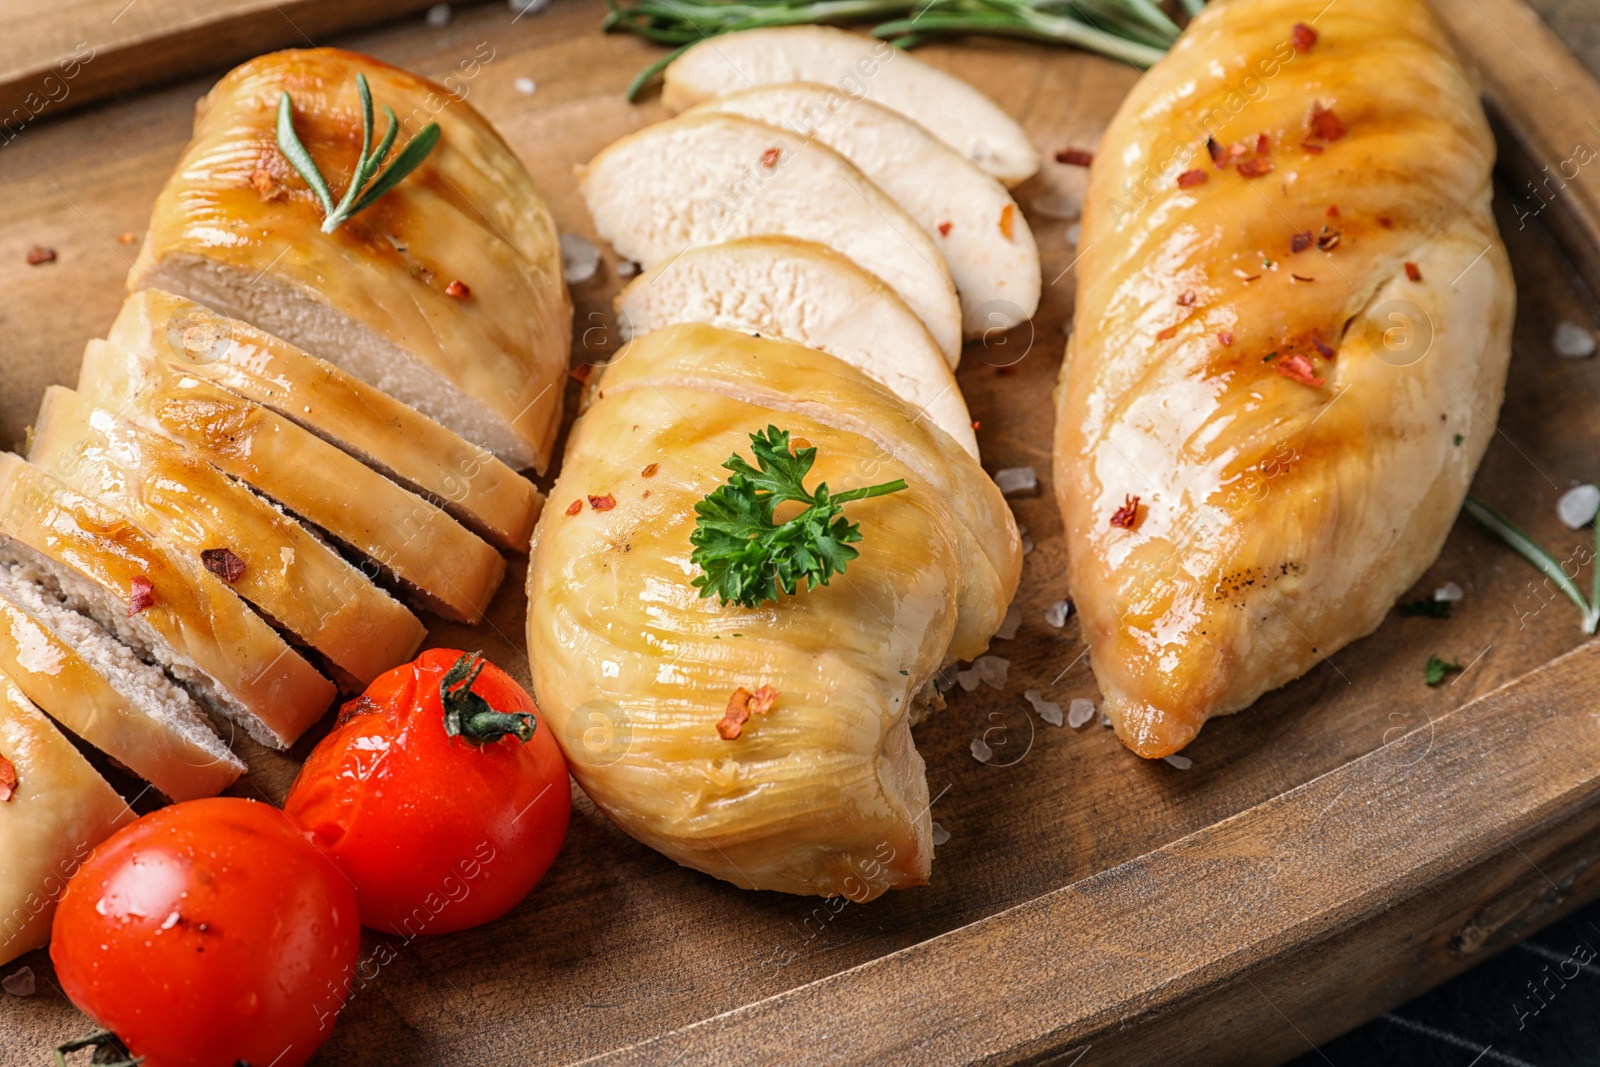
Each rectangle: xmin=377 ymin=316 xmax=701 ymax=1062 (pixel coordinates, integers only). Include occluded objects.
xmin=616 ymin=259 xmax=640 ymax=278
xmin=2 ymin=966 xmax=34 ymax=997
xmin=970 ymin=655 xmax=1009 ymax=690
xmin=514 ymin=77 xmax=537 ymax=95
xmin=1044 ymin=599 xmax=1075 ymax=627
xmin=995 ymin=604 xmax=1022 ymax=640
xmin=425 ymin=3 xmax=451 ymax=26
xmin=1558 ymin=484 xmax=1600 ymax=529
xmin=970 ymin=737 xmax=994 ymax=763
xmin=1021 ymin=533 xmax=1035 ymax=555
xmin=1434 ymin=582 xmax=1464 ymax=603
xmin=1066 ymin=222 xmax=1083 ymax=245
xmin=931 ymin=821 xmax=951 ymax=846
xmin=1553 ymin=321 xmax=1596 ymax=359
xmin=1165 ymin=754 xmax=1193 ymax=770
xmin=509 ymin=0 xmax=552 ymax=14
xmin=994 ymin=466 xmax=1038 ymax=496
xmin=559 ymin=233 xmax=601 ymax=283
xmin=1025 ymin=689 xmax=1063 ymax=726
xmin=1067 ymin=698 xmax=1096 ymax=729
xmin=1100 ymin=710 xmax=1112 ymax=728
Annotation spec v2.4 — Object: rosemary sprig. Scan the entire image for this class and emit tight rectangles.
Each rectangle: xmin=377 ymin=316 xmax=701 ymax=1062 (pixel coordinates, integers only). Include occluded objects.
xmin=690 ymin=426 xmax=907 ymax=608
xmin=1463 ymin=495 xmax=1600 ymax=634
xmin=276 ymin=72 xmax=441 ymax=234
xmin=603 ymin=0 xmax=1188 ymax=101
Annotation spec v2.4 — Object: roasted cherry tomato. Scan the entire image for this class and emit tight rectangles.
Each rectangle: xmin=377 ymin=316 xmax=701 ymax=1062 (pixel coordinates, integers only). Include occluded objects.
xmin=50 ymin=797 xmax=360 ymax=1067
xmin=284 ymin=649 xmax=570 ymax=936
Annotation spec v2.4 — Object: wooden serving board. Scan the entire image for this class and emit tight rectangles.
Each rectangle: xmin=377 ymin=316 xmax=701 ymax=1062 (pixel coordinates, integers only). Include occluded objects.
xmin=4 ymin=1 xmax=1600 ymax=1063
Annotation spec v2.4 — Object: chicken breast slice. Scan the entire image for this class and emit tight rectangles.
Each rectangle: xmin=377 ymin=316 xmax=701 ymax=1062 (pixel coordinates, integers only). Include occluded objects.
xmin=0 ymin=672 xmax=134 ymax=965
xmin=132 ymin=49 xmax=570 ymax=472
xmin=662 ymin=26 xmax=1040 ymax=186
xmin=1054 ymin=0 xmax=1512 ymax=757
xmin=29 ymin=386 xmax=426 ymax=688
xmin=616 ymin=237 xmax=977 ymax=455
xmin=579 ymin=112 xmax=963 ymax=362
xmin=0 ymin=573 xmax=244 ymax=802
xmin=690 ymin=83 xmax=1040 ymax=336
xmin=528 ymin=324 xmax=1020 ymax=898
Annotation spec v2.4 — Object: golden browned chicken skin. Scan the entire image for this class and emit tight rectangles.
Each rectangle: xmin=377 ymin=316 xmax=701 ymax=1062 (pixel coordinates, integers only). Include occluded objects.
xmin=1055 ymin=0 xmax=1513 ymax=757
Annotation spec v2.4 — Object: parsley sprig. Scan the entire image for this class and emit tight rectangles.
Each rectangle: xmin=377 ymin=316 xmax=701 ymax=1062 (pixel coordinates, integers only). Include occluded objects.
xmin=276 ymin=72 xmax=440 ymax=235
xmin=690 ymin=427 xmax=907 ymax=608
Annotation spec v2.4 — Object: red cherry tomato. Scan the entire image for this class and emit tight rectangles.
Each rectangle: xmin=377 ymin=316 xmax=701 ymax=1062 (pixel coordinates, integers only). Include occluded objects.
xmin=284 ymin=649 xmax=570 ymax=936
xmin=50 ymin=797 xmax=360 ymax=1067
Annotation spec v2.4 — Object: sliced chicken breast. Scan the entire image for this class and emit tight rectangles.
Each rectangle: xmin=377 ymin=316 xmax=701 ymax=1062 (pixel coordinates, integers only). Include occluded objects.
xmin=111 ymin=290 xmax=543 ymax=554
xmin=690 ymin=84 xmax=1040 ymax=335
xmin=132 ymin=49 xmax=571 ymax=472
xmin=0 ymin=672 xmax=134 ymax=966
xmin=29 ymin=387 xmax=426 ymax=687
xmin=0 ymin=575 xmax=244 ymax=802
xmin=79 ymin=341 xmax=505 ymax=626
xmin=0 ymin=453 xmax=335 ymax=750
xmin=579 ymin=112 xmax=962 ymax=362
xmin=662 ymin=26 xmax=1040 ymax=186
xmin=616 ymin=237 xmax=977 ymax=455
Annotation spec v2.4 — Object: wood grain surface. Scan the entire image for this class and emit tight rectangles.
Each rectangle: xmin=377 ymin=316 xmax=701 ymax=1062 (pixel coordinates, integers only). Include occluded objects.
xmin=0 ymin=0 xmax=449 ymax=127
xmin=0 ymin=0 xmax=1598 ymax=1064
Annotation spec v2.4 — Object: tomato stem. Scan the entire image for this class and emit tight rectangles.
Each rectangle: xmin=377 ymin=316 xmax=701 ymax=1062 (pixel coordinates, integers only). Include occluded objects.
xmin=54 ymin=1029 xmax=140 ymax=1067
xmin=440 ymin=651 xmax=537 ymax=745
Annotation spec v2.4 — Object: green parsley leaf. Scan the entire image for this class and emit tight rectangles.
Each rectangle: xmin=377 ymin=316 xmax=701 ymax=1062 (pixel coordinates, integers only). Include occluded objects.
xmin=1425 ymin=655 xmax=1462 ymax=686
xmin=1398 ymin=598 xmax=1452 ymax=619
xmin=689 ymin=426 xmax=908 ymax=608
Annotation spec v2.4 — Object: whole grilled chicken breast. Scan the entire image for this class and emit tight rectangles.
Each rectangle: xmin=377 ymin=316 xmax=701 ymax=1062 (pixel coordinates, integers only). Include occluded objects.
xmin=1054 ymin=0 xmax=1513 ymax=757
xmin=132 ymin=49 xmax=570 ymax=472
xmin=527 ymin=324 xmax=1020 ymax=898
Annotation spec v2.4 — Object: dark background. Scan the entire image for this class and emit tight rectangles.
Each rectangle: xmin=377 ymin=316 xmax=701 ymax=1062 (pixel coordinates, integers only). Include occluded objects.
xmin=1288 ymin=1 xmax=1600 ymax=1063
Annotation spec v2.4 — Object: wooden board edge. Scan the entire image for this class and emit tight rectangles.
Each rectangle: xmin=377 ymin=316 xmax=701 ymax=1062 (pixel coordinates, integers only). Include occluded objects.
xmin=0 ymin=0 xmax=446 ymax=126
xmin=578 ymin=637 xmax=1600 ymax=1066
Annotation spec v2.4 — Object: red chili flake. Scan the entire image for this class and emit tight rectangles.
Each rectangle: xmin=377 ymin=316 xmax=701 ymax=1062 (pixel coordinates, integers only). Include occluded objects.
xmin=127 ymin=576 xmax=155 ymax=616
xmin=200 ymin=548 xmax=246 ymax=584
xmin=1290 ymin=273 xmax=1315 ymax=283
xmin=0 ymin=756 xmax=15 ymax=802
xmin=1054 ymin=147 xmax=1094 ymax=167
xmin=1275 ymin=354 xmax=1325 ymax=387
xmin=971 ymin=420 xmax=981 ymax=431
xmin=1404 ymin=261 xmax=1422 ymax=282
xmin=117 ymin=231 xmax=138 ymax=245
xmin=1327 ymin=204 xmax=1341 ymax=218
xmin=718 ymin=687 xmax=753 ymax=740
xmin=998 ymin=204 xmax=1016 ymax=240
xmin=565 ymin=499 xmax=582 ymax=516
xmin=1206 ymin=137 xmax=1226 ymax=167
xmin=749 ymin=685 xmax=778 ymax=716
xmin=1291 ymin=231 xmax=1313 ymax=254
xmin=445 ymin=279 xmax=471 ymax=300
xmin=937 ymin=220 xmax=953 ymax=237
xmin=1308 ymin=103 xmax=1346 ymax=143
xmin=1176 ymin=168 xmax=1209 ymax=189
xmin=567 ymin=364 xmax=593 ymax=385
xmin=25 ymin=246 xmax=56 ymax=266
xmin=642 ymin=489 xmax=651 ymax=499
xmin=641 ymin=463 xmax=659 ymax=477
xmin=1377 ymin=215 xmax=1394 ymax=229
xmin=760 ymin=147 xmax=781 ymax=168
xmin=1109 ymin=494 xmax=1141 ymax=530
xmin=588 ymin=494 xmax=616 ymax=511
xmin=1237 ymin=158 xmax=1274 ymax=178
xmin=1177 ymin=290 xmax=1196 ymax=306
xmin=1300 ymin=142 xmax=1325 ymax=155
xmin=250 ymin=167 xmax=284 ymax=202
xmin=1255 ymin=133 xmax=1270 ymax=155
xmin=1292 ymin=22 xmax=1318 ymax=51
xmin=996 ymin=364 xmax=1020 ymax=377
xmin=1156 ymin=325 xmax=1178 ymax=341
xmin=1218 ymin=331 xmax=1235 ymax=347
xmin=1311 ymin=335 xmax=1337 ymax=359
